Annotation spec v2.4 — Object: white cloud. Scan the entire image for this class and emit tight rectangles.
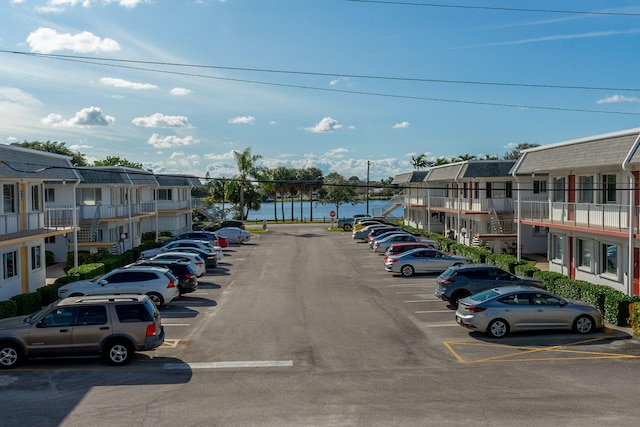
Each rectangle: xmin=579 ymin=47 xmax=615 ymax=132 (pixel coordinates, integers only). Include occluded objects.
xmin=392 ymin=121 xmax=410 ymax=129
xmin=305 ymin=116 xmax=342 ymax=133
xmin=170 ymin=87 xmax=191 ymax=96
xmin=41 ymin=106 xmax=115 ymax=127
xmin=228 ymin=115 xmax=256 ymax=124
xmin=596 ymin=95 xmax=640 ymax=104
xmin=324 ymin=148 xmax=349 ymax=158
xmin=100 ymin=77 xmax=158 ymax=90
xmin=6 ymin=137 xmax=19 ymax=143
xmin=132 ymin=113 xmax=190 ymax=128
xmin=0 ymin=87 xmax=42 ymax=107
xmin=147 ymin=133 xmax=199 ymax=148
xmin=69 ymin=143 xmax=93 ymax=150
xmin=26 ymin=27 xmax=120 ymax=54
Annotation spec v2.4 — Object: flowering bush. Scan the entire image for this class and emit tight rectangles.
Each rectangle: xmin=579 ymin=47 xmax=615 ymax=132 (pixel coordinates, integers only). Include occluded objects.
xmin=629 ymin=302 xmax=640 ymax=339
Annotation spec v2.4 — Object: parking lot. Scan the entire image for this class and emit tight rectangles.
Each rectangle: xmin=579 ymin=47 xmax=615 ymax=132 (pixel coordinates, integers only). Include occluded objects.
xmin=8 ymin=224 xmax=640 ymax=426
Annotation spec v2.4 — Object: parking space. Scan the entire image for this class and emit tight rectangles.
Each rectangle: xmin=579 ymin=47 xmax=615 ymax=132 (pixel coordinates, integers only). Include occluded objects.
xmin=342 ymin=230 xmax=640 ymax=363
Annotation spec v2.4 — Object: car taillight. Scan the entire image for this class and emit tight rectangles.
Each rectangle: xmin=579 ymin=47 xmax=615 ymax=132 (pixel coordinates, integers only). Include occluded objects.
xmin=387 ymin=258 xmax=398 ymax=263
xmin=146 ymin=324 xmax=157 ymax=337
xmin=167 ymin=278 xmax=176 ymax=288
xmin=374 ymin=242 xmax=379 ymax=248
xmin=464 ymin=306 xmax=486 ymax=313
xmin=196 ymin=261 xmax=204 ymax=266
xmin=439 ymin=278 xmax=454 ymax=284
xmin=185 ymin=273 xmax=195 ymax=279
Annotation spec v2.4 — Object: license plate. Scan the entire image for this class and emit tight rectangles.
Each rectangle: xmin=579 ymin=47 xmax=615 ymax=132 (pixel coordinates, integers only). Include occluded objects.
xmin=456 ymin=316 xmax=462 ymax=325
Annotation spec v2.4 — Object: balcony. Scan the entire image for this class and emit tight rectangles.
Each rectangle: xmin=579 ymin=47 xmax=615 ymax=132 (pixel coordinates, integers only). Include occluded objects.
xmin=158 ymin=200 xmax=191 ymax=211
xmin=516 ymin=200 xmax=631 ymax=233
xmin=429 ymin=197 xmax=513 ymax=213
xmin=77 ymin=202 xmax=157 ymax=220
xmin=0 ymin=207 xmax=78 ymax=242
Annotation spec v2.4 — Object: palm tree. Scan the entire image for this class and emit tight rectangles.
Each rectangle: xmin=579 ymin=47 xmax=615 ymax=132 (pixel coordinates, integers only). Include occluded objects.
xmin=301 ymin=167 xmax=323 ymax=221
xmin=272 ymin=166 xmax=293 ymax=221
xmin=411 ymin=153 xmax=428 ymax=170
xmin=233 ymin=147 xmax=264 ymax=220
xmin=260 ymin=169 xmax=279 ymax=222
xmin=456 ymin=153 xmax=477 ymax=162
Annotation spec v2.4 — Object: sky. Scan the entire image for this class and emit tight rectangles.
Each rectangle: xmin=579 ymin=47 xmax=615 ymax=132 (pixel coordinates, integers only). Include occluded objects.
xmin=2 ymin=1 xmax=640 ymax=181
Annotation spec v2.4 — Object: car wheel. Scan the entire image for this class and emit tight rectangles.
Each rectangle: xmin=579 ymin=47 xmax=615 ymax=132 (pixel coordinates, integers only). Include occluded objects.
xmin=450 ymin=291 xmax=471 ymax=308
xmin=574 ymin=315 xmax=595 ymax=334
xmin=146 ymin=292 xmax=164 ymax=307
xmin=487 ymin=319 xmax=509 ymax=338
xmin=400 ymin=265 xmax=415 ymax=277
xmin=343 ymin=224 xmax=352 ymax=231
xmin=0 ymin=342 xmax=22 ymax=369
xmin=104 ymin=340 xmax=133 ymax=366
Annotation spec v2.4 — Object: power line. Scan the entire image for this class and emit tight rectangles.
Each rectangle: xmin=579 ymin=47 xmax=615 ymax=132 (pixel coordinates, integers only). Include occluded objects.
xmin=4 ymin=49 xmax=640 ymax=93
xmin=345 ymin=0 xmax=640 ymax=17
xmin=3 ymin=50 xmax=640 ymax=116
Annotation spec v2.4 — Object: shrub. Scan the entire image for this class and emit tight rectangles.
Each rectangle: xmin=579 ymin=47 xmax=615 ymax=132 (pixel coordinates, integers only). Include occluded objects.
xmin=603 ymin=289 xmax=633 ymax=326
xmin=629 ymin=302 xmax=640 ymax=338
xmin=67 ymin=263 xmax=105 ymax=280
xmin=0 ymin=300 xmax=17 ymax=319
xmin=451 ymin=245 xmax=490 ymax=263
xmin=485 ymin=253 xmax=525 ymax=273
xmin=514 ymin=264 xmax=539 ymax=277
xmin=10 ymin=292 xmax=42 ymax=316
xmin=553 ymin=277 xmax=582 ymax=300
xmin=532 ymin=271 xmax=566 ymax=293
xmin=45 ymin=250 xmax=55 ymax=266
xmin=36 ymin=284 xmax=61 ymax=306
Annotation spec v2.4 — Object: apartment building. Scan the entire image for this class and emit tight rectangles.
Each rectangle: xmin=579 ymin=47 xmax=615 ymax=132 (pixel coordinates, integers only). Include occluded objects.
xmin=511 ymin=128 xmax=640 ymax=296
xmin=0 ymin=145 xmax=80 ymax=300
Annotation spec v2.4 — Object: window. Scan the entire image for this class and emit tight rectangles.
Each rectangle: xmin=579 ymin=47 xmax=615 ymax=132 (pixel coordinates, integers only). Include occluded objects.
xmin=3 ymin=251 xmax=17 ymax=279
xmin=31 ymin=185 xmax=41 ymax=211
xmin=77 ymin=188 xmax=102 ymax=206
xmin=486 ymin=182 xmax=492 ymax=198
xmin=157 ymin=189 xmax=172 ymax=201
xmin=31 ymin=245 xmax=42 ymax=270
xmin=602 ymin=244 xmax=618 ymax=275
xmin=578 ymin=176 xmax=594 ymax=203
xmin=487 ymin=182 xmax=511 ymax=198
xmin=533 ymin=180 xmax=547 ymax=194
xmin=116 ymin=304 xmax=152 ymax=322
xmin=602 ymin=174 xmax=617 ymax=203
xmin=45 ymin=236 xmax=56 ymax=244
xmin=40 ymin=307 xmax=75 ymax=327
xmin=553 ymin=177 xmax=566 ymax=202
xmin=75 ymin=306 xmax=108 ymax=325
xmin=3 ymin=184 xmax=16 ymax=213
xmin=552 ymin=234 xmax=563 ymax=260
xmin=474 ymin=182 xmax=480 ymax=199
xmin=533 ymin=226 xmax=548 ymax=236
xmin=577 ymin=239 xmax=592 ymax=268
xmin=44 ymin=188 xmax=55 ymax=203
xmin=462 ymin=182 xmax=468 ymax=198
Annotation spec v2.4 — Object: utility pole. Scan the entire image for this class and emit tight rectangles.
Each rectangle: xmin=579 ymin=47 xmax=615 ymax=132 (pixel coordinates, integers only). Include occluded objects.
xmin=366 ymin=160 xmax=370 ymax=215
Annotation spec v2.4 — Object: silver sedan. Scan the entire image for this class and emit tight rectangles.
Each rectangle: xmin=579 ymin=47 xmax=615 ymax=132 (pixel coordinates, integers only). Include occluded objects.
xmin=384 ymin=248 xmax=470 ymax=276
xmin=455 ymin=286 xmax=604 ymax=338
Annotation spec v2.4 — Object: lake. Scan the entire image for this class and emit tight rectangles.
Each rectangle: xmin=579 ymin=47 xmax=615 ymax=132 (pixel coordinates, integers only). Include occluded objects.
xmin=210 ymin=199 xmax=403 ymax=222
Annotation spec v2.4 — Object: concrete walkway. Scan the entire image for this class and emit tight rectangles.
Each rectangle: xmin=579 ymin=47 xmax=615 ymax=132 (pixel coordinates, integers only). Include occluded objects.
xmin=46 ymin=262 xmax=67 ymax=285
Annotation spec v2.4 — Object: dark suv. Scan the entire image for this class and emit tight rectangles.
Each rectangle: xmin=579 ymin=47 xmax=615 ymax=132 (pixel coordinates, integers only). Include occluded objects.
xmin=0 ymin=295 xmax=164 ymax=369
xmin=131 ymin=261 xmax=198 ymax=294
xmin=435 ymin=264 xmax=545 ymax=307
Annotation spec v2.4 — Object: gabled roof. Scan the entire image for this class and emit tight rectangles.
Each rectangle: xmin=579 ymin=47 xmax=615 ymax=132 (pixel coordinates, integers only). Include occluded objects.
xmin=425 ymin=160 xmax=516 ymax=182
xmin=76 ymin=167 xmax=158 ymax=186
xmin=155 ymin=174 xmax=203 ymax=187
xmin=0 ymin=144 xmax=81 ymax=181
xmin=391 ymin=170 xmax=429 ymax=184
xmin=512 ymin=128 xmax=640 ymax=175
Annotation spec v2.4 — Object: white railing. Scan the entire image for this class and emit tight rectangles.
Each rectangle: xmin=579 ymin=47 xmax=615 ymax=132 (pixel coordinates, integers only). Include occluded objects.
xmin=0 ymin=207 xmax=77 ymax=239
xmin=428 ymin=197 xmax=513 ymax=212
xmin=158 ymin=200 xmax=191 ymax=211
xmin=517 ymin=200 xmax=629 ymax=231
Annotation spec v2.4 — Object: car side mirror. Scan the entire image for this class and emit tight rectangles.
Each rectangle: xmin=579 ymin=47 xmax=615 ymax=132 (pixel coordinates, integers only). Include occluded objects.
xmin=99 ymin=280 xmax=108 ymax=287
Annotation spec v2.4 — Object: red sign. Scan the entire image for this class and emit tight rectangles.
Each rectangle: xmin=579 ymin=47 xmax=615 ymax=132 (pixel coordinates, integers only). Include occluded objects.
xmin=329 ymin=210 xmax=336 ymax=218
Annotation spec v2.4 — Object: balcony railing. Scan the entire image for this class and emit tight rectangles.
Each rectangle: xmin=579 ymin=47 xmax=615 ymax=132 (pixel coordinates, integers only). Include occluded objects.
xmin=0 ymin=207 xmax=77 ymax=240
xmin=426 ymin=197 xmax=513 ymax=212
xmin=76 ymin=202 xmax=157 ymax=220
xmin=158 ymin=200 xmax=191 ymax=211
xmin=516 ymin=200 xmax=630 ymax=232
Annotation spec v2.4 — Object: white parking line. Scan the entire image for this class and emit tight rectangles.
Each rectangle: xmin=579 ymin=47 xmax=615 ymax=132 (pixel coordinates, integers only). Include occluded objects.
xmin=415 ymin=310 xmax=453 ymax=314
xmin=172 ymin=301 xmax=205 ymax=305
xmin=163 ymin=360 xmax=294 ymax=370
xmin=162 ymin=323 xmax=191 ymax=326
xmin=404 ymin=300 xmax=442 ymax=303
xmin=387 ymin=283 xmax=432 ymax=287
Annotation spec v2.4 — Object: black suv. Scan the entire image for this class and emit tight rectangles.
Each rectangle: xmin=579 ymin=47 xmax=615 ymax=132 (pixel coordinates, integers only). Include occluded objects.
xmin=0 ymin=295 xmax=164 ymax=369
xmin=435 ymin=264 xmax=545 ymax=307
xmin=131 ymin=261 xmax=198 ymax=294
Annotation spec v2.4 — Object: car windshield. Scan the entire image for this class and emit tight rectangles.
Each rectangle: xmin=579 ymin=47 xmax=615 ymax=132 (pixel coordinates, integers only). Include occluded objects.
xmin=469 ymin=289 xmax=500 ymax=302
xmin=23 ymin=302 xmax=56 ymax=324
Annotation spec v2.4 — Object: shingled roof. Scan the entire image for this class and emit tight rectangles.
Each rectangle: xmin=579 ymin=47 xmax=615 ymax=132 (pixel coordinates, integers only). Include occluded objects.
xmin=76 ymin=167 xmax=158 ymax=186
xmin=0 ymin=144 xmax=81 ymax=181
xmin=512 ymin=128 xmax=640 ymax=175
xmin=391 ymin=170 xmax=429 ymax=184
xmin=425 ymin=160 xmax=516 ymax=182
xmin=155 ymin=174 xmax=203 ymax=187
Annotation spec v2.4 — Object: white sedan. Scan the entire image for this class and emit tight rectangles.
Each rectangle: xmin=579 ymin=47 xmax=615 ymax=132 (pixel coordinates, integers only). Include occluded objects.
xmin=215 ymin=227 xmax=251 ymax=244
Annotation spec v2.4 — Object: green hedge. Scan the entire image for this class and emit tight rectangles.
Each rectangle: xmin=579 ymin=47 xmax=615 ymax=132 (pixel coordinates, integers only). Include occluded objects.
xmin=67 ymin=263 xmax=105 ymax=280
xmin=485 ymin=253 xmax=526 ymax=274
xmin=515 ymin=264 xmax=539 ymax=277
xmin=10 ymin=292 xmax=42 ymax=316
xmin=0 ymin=300 xmax=17 ymax=318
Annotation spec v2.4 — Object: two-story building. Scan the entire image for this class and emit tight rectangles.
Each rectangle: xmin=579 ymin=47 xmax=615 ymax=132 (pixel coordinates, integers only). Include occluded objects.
xmin=395 ymin=160 xmax=547 ymax=255
xmin=1 ymin=145 xmax=80 ymax=300
xmin=511 ymin=128 xmax=640 ymax=296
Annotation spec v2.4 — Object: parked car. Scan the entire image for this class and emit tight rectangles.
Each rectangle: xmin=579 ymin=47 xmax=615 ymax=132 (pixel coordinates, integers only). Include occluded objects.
xmin=177 ymin=231 xmax=219 ymax=246
xmin=385 ymin=248 xmax=471 ymax=276
xmin=353 ymin=224 xmax=393 ymax=241
xmin=58 ymin=267 xmax=180 ymax=306
xmin=161 ymin=247 xmax=218 ymax=269
xmin=0 ymin=294 xmax=163 ymax=369
xmin=384 ymin=242 xmax=440 ymax=261
xmin=144 ymin=252 xmax=207 ymax=276
xmin=353 ymin=218 xmax=396 ymax=232
xmin=130 ymin=260 xmax=198 ymax=294
xmin=372 ymin=234 xmax=434 ymax=253
xmin=369 ymin=230 xmax=412 ymax=248
xmin=206 ymin=220 xmax=245 ymax=231
xmin=141 ymin=240 xmax=217 ymax=260
xmin=367 ymin=226 xmax=407 ymax=243
xmin=455 ymin=286 xmax=604 ymax=338
xmin=336 ymin=214 xmax=372 ymax=231
xmin=435 ymin=264 xmax=546 ymax=307
xmin=215 ymin=227 xmax=251 ymax=244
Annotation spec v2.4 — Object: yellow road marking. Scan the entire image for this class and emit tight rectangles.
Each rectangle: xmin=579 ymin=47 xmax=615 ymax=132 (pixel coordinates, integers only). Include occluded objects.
xmin=444 ymin=337 xmax=640 ymax=363
xmin=161 ymin=339 xmax=180 ymax=348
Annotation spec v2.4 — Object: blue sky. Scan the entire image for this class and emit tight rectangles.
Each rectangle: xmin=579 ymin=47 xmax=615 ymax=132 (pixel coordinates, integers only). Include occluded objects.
xmin=2 ymin=1 xmax=640 ymax=181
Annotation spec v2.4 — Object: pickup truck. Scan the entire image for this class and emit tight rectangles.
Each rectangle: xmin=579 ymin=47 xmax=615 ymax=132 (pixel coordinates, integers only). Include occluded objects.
xmin=336 ymin=214 xmax=372 ymax=231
